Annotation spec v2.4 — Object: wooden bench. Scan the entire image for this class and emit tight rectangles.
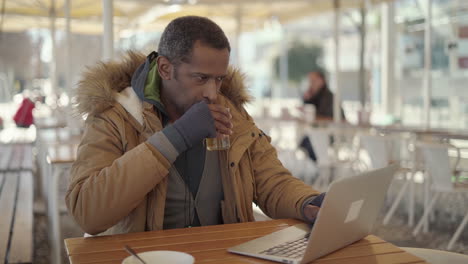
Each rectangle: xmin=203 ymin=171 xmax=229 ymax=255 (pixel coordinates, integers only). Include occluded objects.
xmin=0 ymin=171 xmax=34 ymax=264
xmin=0 ymin=144 xmax=33 ymax=172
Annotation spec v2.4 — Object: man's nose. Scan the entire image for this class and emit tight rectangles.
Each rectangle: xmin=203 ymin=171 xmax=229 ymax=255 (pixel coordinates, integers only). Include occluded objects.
xmin=203 ymin=79 xmax=218 ymax=103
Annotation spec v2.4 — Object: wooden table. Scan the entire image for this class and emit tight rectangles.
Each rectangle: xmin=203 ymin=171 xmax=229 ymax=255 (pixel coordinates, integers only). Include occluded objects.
xmin=303 ymin=120 xmax=468 ymax=141
xmin=35 ymin=117 xmax=67 ymax=130
xmin=0 ymin=143 xmax=33 ymax=172
xmin=65 ymin=219 xmax=427 ymax=264
xmin=0 ymin=171 xmax=34 ymax=264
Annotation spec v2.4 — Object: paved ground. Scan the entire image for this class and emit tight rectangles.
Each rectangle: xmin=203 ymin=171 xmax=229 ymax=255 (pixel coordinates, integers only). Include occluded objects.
xmin=374 ymin=212 xmax=468 ymax=254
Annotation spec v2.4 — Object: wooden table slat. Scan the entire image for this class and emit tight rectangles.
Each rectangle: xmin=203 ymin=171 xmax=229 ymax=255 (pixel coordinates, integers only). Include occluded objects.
xmin=0 ymin=145 xmax=13 ymax=171
xmin=66 ymin=219 xmax=427 ymax=264
xmin=9 ymin=144 xmax=23 ymax=170
xmin=0 ymin=173 xmax=19 ymax=262
xmin=8 ymin=171 xmax=34 ymax=264
xmin=313 ymin=252 xmax=425 ymax=264
xmin=69 ymin=236 xmax=263 ymax=263
xmin=68 ymin=225 xmax=290 ymax=255
xmin=197 ymin=252 xmax=425 ymax=264
xmin=21 ymin=144 xmax=33 ymax=170
xmin=69 ymin=227 xmax=387 ymax=256
xmin=68 ymin=235 xmax=404 ymax=264
xmin=65 ymin=219 xmax=299 ymax=245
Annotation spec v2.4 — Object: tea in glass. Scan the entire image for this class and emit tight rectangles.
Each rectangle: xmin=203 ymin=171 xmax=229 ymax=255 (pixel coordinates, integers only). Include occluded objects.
xmin=205 ymin=134 xmax=230 ymax=151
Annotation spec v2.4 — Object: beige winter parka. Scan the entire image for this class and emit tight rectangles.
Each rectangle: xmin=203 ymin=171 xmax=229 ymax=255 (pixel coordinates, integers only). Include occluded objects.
xmin=65 ymin=52 xmax=320 ymax=236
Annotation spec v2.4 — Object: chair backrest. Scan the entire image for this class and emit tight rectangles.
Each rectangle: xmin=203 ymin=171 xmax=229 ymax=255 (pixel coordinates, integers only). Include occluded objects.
xmin=277 ymin=149 xmax=318 ymax=180
xmin=63 ymin=105 xmax=84 ymax=136
xmin=275 ymin=120 xmax=298 ymax=150
xmin=419 ymin=143 xmax=453 ymax=192
xmin=306 ymin=128 xmax=331 ymax=166
xmin=359 ymin=134 xmax=391 ymax=169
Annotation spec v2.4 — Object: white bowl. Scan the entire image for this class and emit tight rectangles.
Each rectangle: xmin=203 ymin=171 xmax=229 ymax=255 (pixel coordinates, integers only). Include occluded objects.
xmin=122 ymin=250 xmax=194 ymax=264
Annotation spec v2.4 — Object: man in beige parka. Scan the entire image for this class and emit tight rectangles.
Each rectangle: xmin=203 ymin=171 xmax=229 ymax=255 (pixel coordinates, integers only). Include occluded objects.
xmin=66 ymin=16 xmax=325 ymax=236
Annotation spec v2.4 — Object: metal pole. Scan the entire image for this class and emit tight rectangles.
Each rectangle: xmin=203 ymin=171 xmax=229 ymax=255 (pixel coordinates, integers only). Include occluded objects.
xmin=0 ymin=0 xmax=6 ymax=40
xmin=234 ymin=4 xmax=242 ymax=66
xmin=50 ymin=0 xmax=57 ymax=96
xmin=333 ymin=0 xmax=341 ymax=123
xmin=358 ymin=6 xmax=366 ymax=108
xmin=102 ymin=0 xmax=114 ymax=60
xmin=279 ymin=27 xmax=288 ymax=98
xmin=423 ymin=0 xmax=432 ymax=129
xmin=65 ymin=0 xmax=72 ymax=93
xmin=381 ymin=1 xmax=395 ymax=116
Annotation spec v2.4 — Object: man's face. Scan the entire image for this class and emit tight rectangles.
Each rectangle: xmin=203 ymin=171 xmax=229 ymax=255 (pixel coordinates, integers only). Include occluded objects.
xmin=162 ymin=40 xmax=230 ymax=116
xmin=307 ymin=72 xmax=325 ymax=97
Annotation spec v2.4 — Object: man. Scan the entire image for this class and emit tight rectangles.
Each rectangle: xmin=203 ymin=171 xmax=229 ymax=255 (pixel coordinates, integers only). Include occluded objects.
xmin=66 ymin=16 xmax=324 ymax=236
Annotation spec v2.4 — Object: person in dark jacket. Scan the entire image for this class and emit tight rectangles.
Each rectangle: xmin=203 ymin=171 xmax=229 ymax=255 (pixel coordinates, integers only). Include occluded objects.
xmin=13 ymin=97 xmax=35 ymax=128
xmin=299 ymin=71 xmax=344 ymax=161
xmin=302 ymin=71 xmax=335 ymax=119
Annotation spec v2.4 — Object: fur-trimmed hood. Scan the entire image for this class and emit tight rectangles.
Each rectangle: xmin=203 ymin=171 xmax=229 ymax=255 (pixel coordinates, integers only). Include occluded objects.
xmin=74 ymin=51 xmax=251 ymax=118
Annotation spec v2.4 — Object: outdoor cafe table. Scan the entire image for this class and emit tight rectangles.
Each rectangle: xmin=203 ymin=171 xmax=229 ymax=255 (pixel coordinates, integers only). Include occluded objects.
xmin=64 ymin=219 xmax=427 ymax=264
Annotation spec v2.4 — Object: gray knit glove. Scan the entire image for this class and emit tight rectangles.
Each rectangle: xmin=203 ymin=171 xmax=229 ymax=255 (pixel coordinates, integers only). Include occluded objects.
xmin=172 ymin=101 xmax=216 ymax=149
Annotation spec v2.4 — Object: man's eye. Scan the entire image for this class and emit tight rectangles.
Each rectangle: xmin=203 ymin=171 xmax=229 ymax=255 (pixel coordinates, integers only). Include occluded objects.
xmin=196 ymin=76 xmax=208 ymax=81
xmin=216 ymin=76 xmax=225 ymax=82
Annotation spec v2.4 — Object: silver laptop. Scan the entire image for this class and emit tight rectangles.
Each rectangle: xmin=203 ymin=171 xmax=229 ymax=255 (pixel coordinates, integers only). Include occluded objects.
xmin=228 ymin=164 xmax=398 ymax=264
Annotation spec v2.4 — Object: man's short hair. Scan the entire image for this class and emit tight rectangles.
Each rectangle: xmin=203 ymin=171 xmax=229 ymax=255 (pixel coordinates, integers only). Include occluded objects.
xmin=158 ymin=16 xmax=231 ymax=65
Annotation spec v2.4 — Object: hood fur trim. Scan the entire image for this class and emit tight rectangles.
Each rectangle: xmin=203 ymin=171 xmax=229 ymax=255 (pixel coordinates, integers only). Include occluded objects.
xmin=219 ymin=67 xmax=251 ymax=110
xmin=74 ymin=51 xmax=251 ymax=117
xmin=74 ymin=51 xmax=146 ymax=117
xmin=115 ymin=87 xmax=144 ymax=125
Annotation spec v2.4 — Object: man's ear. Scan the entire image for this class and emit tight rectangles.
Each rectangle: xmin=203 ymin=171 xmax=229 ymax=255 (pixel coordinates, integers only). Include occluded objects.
xmin=157 ymin=56 xmax=172 ymax=80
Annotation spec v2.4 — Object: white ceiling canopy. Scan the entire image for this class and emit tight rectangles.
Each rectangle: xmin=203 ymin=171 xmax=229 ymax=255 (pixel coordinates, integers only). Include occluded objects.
xmin=0 ymin=0 xmax=394 ymax=35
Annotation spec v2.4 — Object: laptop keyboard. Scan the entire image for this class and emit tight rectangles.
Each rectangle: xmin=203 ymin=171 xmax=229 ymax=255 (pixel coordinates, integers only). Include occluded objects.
xmin=258 ymin=234 xmax=309 ymax=259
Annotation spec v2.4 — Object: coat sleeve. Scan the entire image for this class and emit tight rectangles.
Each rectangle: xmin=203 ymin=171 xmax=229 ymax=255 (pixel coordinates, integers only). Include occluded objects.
xmin=65 ymin=112 xmax=171 ymax=235
xmin=249 ymin=129 xmax=321 ymax=221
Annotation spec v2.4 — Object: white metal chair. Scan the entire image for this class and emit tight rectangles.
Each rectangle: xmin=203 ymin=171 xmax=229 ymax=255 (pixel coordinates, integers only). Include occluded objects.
xmin=307 ymin=128 xmax=332 ymax=166
xmin=412 ymin=142 xmax=468 ymax=250
xmin=277 ymin=148 xmax=318 ymax=185
xmin=359 ymin=133 xmax=419 ymax=227
xmin=304 ymin=127 xmax=358 ymax=191
xmin=301 ymin=127 xmax=332 ymax=191
xmin=358 ymin=133 xmax=394 ymax=170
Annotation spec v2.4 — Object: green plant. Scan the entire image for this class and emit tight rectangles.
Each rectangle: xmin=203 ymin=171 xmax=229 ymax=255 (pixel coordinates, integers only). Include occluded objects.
xmin=274 ymin=42 xmax=324 ymax=83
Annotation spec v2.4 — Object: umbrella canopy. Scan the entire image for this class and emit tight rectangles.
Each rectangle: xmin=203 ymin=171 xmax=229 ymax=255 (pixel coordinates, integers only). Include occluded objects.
xmin=0 ymin=0 xmax=394 ymax=35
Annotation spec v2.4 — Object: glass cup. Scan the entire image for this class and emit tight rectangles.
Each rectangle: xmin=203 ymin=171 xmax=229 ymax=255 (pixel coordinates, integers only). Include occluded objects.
xmin=303 ymin=104 xmax=316 ymax=125
xmin=205 ymin=106 xmax=231 ymax=151
xmin=206 ymin=133 xmax=230 ymax=151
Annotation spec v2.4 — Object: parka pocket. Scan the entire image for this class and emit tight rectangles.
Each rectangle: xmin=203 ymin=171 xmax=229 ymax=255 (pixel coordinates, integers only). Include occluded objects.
xmin=246 ymin=149 xmax=258 ymax=202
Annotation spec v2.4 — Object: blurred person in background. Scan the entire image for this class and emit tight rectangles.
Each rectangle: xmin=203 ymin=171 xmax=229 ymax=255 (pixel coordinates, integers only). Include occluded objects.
xmin=299 ymin=71 xmax=345 ymax=161
xmin=66 ymin=16 xmax=325 ymax=236
xmin=13 ymin=97 xmax=35 ymax=128
xmin=302 ymin=71 xmax=338 ymax=120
